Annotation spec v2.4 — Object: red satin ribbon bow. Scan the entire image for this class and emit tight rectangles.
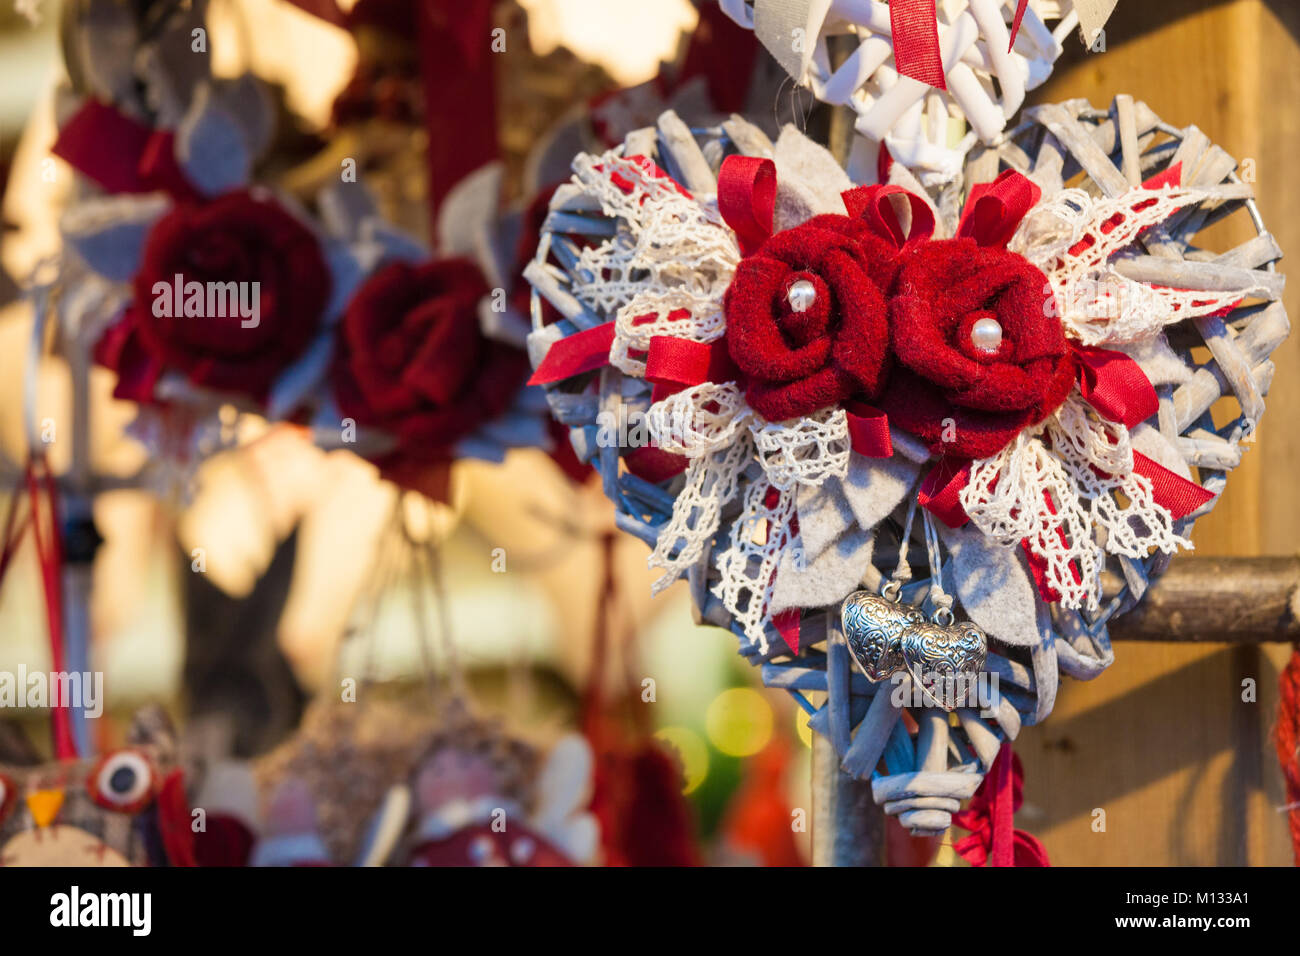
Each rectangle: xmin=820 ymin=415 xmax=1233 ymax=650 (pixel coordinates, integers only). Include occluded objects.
xmin=891 ymin=0 xmax=1031 ymax=90
xmin=952 ymin=743 xmax=1050 ymax=867
xmin=52 ymin=99 xmax=198 ymax=201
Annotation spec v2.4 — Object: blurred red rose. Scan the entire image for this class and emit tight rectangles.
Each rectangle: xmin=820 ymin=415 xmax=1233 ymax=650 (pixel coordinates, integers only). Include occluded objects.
xmin=332 ymin=258 xmax=528 ymax=491
xmin=96 ymin=190 xmax=330 ymax=406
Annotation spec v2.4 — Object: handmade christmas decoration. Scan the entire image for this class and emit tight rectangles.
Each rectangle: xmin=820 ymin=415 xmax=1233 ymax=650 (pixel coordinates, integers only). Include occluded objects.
xmin=251 ymin=700 xmax=598 ymax=867
xmin=42 ymin=0 xmax=556 ymax=504
xmin=718 ymin=1 xmax=1119 ymax=184
xmin=0 ymin=707 xmax=196 ymax=867
xmin=524 ymin=95 xmax=1286 ymax=841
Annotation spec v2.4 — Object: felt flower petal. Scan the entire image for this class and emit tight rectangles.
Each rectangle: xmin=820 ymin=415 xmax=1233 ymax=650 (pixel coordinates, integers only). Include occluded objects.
xmin=769 ymin=527 xmax=874 ymax=616
xmin=61 ymin=194 xmax=170 ymax=282
xmin=944 ymin=523 xmax=1042 ymax=647
xmin=175 ymin=83 xmax=252 ymax=197
xmin=840 ymin=452 xmax=920 ymax=534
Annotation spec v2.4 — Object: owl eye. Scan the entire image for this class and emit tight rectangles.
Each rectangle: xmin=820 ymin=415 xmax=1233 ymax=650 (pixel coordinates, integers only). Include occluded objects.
xmin=0 ymin=773 xmax=15 ymax=822
xmin=88 ymin=750 xmax=155 ymax=813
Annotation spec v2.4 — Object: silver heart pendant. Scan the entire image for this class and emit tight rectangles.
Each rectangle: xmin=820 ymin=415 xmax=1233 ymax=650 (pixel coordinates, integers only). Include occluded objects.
xmin=840 ymin=590 xmax=925 ymax=681
xmin=899 ymin=619 xmax=988 ymax=712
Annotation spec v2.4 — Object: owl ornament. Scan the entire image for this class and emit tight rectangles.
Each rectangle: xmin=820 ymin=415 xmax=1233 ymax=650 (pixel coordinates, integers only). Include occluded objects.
xmin=524 ymin=96 xmax=1285 ymax=849
xmin=0 ymin=707 xmax=196 ymax=867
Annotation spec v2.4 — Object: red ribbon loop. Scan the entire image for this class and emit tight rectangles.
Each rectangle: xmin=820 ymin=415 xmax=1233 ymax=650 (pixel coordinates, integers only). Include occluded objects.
xmin=844 ymin=403 xmax=893 ymax=458
xmin=645 ymin=335 xmax=739 ymax=400
xmin=955 ymin=170 xmax=1042 ymax=248
xmin=918 ymin=457 xmax=973 ymax=528
xmin=52 ymin=100 xmax=196 ymax=201
xmin=527 ymin=321 xmax=617 ymax=385
xmin=952 ymin=743 xmax=1050 ymax=867
xmin=841 ymin=184 xmax=936 ymax=249
xmin=718 ymin=155 xmax=777 ymax=257
xmin=890 ymin=0 xmax=948 ymax=90
xmin=1073 ymin=344 xmax=1159 ymax=429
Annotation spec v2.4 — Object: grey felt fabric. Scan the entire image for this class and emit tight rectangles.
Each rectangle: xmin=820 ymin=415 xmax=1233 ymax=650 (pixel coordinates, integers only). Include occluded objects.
xmin=1028 ymin=602 xmax=1060 ymax=724
xmin=176 ymin=84 xmax=251 ymax=198
xmin=772 ymin=125 xmax=855 ymax=230
xmin=436 ymin=163 xmax=504 ymax=286
xmin=61 ymin=194 xmax=169 ymax=282
xmin=267 ymin=332 xmax=334 ymax=422
xmin=840 ymin=452 xmax=920 ymax=534
xmin=769 ymin=527 xmax=873 ymax=615
xmin=794 ymin=477 xmax=856 ymax=564
xmin=942 ymin=523 xmax=1043 ymax=647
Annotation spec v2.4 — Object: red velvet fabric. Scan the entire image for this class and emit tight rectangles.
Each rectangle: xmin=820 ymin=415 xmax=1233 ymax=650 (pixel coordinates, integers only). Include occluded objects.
xmin=96 ymin=191 xmax=330 ymax=406
xmin=724 ymin=215 xmax=898 ymax=421
xmin=881 ymin=238 xmax=1073 ymax=459
xmin=332 ymin=258 xmax=528 ymax=491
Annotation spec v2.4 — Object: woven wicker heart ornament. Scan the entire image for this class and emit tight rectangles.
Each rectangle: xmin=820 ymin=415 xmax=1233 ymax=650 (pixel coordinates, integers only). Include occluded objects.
xmin=525 ymin=95 xmax=1287 ymax=837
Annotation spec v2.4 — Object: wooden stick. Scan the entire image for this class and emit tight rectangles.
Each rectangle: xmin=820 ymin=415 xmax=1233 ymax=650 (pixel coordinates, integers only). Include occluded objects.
xmin=1106 ymin=556 xmax=1300 ymax=642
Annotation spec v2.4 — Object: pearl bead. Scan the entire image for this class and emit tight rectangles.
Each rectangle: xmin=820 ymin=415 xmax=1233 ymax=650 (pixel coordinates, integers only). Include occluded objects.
xmin=786 ymin=279 xmax=817 ymax=313
xmin=970 ymin=316 xmax=1003 ymax=353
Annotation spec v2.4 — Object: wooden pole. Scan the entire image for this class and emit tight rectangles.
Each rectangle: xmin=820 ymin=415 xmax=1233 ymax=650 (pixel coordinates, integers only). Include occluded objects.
xmin=1105 ymin=556 xmax=1300 ymax=643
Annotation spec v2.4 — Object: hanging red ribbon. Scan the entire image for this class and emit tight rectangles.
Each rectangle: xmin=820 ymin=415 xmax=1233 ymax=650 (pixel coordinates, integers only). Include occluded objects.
xmin=718 ymin=155 xmax=777 ymax=256
xmin=417 ymin=0 xmax=500 ymax=224
xmin=917 ymin=456 xmax=972 ymax=529
xmin=952 ymin=742 xmax=1050 ymax=867
xmin=891 ymin=1 xmax=1031 ymax=88
xmin=956 ymin=170 xmax=1042 ymax=248
xmin=890 ymin=0 xmax=948 ymax=90
xmin=24 ymin=458 xmax=78 ymax=762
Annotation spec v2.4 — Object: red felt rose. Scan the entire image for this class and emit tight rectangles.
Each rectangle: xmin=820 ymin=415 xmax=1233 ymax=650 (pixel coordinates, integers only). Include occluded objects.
xmin=332 ymin=258 xmax=529 ymax=489
xmin=96 ymin=190 xmax=330 ymax=405
xmin=723 ymin=215 xmax=897 ymax=422
xmin=880 ymin=238 xmax=1073 ymax=460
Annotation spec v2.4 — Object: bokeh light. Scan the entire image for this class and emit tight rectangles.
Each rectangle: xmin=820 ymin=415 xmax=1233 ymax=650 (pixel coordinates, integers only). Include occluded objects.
xmin=705 ymin=688 xmax=773 ymax=758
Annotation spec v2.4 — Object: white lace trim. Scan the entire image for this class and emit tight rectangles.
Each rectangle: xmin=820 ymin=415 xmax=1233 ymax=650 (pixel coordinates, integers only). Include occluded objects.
xmin=711 ymin=480 xmax=798 ymax=654
xmin=959 ymin=391 xmax=1191 ymax=610
xmin=1016 ymin=186 xmax=1259 ymax=346
xmin=569 ymin=151 xmax=738 ymax=319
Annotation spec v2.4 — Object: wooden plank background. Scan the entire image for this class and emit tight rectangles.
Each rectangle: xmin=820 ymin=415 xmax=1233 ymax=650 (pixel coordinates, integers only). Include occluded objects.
xmin=1014 ymin=0 xmax=1299 ymax=866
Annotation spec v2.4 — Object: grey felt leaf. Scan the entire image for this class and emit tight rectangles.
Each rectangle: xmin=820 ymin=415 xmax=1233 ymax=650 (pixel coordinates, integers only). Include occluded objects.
xmin=176 ymin=84 xmax=251 ymax=197
xmin=267 ymin=332 xmax=333 ymax=421
xmin=769 ymin=528 xmax=873 ymax=616
xmin=436 ymin=162 xmax=504 ymax=284
xmin=944 ymin=524 xmax=1042 ymax=647
xmin=794 ymin=477 xmax=855 ymax=564
xmin=61 ymin=194 xmax=170 ymax=282
xmin=772 ymin=125 xmax=853 ymax=230
xmin=211 ymin=74 xmax=275 ymax=160
xmin=317 ymin=181 xmax=380 ymax=241
xmin=1114 ymin=334 xmax=1193 ymax=387
xmin=841 ymin=453 xmax=920 ymax=534
xmin=1028 ymin=602 xmax=1059 ymax=724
